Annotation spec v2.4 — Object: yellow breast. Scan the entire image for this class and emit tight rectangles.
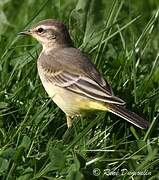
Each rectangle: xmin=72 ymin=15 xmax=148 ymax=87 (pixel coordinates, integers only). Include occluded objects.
xmin=37 ymin=65 xmax=107 ymax=116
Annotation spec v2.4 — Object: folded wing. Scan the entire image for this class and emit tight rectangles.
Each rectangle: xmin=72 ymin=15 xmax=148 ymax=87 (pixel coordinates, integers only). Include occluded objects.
xmin=43 ymin=68 xmax=125 ymax=105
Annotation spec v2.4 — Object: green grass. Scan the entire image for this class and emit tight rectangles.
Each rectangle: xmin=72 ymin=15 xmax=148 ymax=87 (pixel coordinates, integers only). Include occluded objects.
xmin=0 ymin=0 xmax=159 ymax=179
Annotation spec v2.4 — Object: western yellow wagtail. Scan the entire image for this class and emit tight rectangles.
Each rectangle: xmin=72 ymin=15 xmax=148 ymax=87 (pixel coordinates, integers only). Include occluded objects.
xmin=19 ymin=19 xmax=148 ymax=129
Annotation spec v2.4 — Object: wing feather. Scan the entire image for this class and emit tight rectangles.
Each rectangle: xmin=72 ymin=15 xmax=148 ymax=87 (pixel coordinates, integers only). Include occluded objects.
xmin=38 ymin=47 xmax=125 ymax=105
xmin=44 ymin=69 xmax=125 ymax=105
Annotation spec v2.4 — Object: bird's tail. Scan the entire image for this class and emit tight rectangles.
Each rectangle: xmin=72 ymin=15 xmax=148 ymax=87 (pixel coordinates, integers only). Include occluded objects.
xmin=106 ymin=104 xmax=149 ymax=129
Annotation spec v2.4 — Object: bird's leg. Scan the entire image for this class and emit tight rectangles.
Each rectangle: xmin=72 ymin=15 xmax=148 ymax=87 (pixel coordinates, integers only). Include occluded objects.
xmin=66 ymin=115 xmax=73 ymax=128
xmin=63 ymin=115 xmax=74 ymax=143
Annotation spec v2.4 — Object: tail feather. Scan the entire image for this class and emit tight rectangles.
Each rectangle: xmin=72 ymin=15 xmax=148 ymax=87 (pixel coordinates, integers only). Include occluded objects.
xmin=107 ymin=104 xmax=149 ymax=129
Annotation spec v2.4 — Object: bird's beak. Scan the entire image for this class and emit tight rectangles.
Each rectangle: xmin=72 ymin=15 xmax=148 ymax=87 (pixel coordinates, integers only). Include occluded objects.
xmin=18 ymin=29 xmax=32 ymax=36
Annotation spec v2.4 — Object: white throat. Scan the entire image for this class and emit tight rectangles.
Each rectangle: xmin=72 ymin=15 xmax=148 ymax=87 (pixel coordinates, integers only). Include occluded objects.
xmin=42 ymin=41 xmax=58 ymax=53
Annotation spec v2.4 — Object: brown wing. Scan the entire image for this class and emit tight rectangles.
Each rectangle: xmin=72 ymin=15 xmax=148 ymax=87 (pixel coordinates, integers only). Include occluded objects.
xmin=38 ymin=47 xmax=125 ymax=105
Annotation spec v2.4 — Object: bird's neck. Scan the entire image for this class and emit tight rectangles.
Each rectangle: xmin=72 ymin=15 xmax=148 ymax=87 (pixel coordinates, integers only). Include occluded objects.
xmin=42 ymin=42 xmax=68 ymax=54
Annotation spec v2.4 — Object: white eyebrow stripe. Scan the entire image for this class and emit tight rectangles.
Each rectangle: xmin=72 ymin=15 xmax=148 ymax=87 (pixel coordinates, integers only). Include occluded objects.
xmin=36 ymin=25 xmax=58 ymax=31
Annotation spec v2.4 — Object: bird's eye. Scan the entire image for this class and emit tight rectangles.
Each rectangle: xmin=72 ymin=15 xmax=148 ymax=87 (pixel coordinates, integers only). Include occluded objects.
xmin=37 ymin=27 xmax=44 ymax=33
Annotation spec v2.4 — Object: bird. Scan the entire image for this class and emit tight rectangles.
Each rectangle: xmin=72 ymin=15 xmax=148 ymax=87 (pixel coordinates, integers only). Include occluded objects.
xmin=19 ymin=19 xmax=148 ymax=129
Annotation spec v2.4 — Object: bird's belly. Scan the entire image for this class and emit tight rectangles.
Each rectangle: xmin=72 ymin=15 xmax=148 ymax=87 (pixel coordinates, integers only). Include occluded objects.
xmin=38 ymin=73 xmax=83 ymax=114
xmin=38 ymin=70 xmax=106 ymax=116
xmin=43 ymin=82 xmax=81 ymax=114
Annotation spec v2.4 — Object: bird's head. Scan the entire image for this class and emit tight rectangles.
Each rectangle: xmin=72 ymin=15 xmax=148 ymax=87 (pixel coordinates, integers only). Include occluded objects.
xmin=19 ymin=19 xmax=72 ymax=50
